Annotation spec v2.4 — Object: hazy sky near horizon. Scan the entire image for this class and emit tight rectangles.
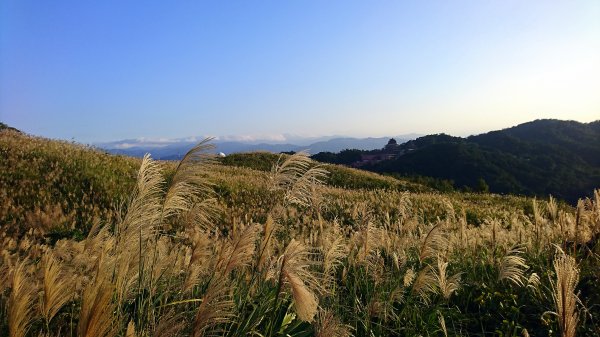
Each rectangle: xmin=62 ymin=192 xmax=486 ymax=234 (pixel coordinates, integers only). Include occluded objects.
xmin=1 ymin=1 xmax=599 ymax=143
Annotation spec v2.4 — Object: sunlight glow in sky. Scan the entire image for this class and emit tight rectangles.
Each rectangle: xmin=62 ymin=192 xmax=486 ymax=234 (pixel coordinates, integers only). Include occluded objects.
xmin=1 ymin=1 xmax=599 ymax=142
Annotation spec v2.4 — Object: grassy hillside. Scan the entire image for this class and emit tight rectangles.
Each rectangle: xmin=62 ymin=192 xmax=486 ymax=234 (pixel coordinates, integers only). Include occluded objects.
xmin=1 ymin=129 xmax=600 ymax=337
xmin=220 ymin=152 xmax=430 ymax=192
xmin=0 ymin=129 xmax=139 ymax=238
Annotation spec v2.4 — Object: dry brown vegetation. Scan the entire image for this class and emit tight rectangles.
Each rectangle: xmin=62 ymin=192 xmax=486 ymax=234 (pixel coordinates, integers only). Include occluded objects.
xmin=1 ymin=129 xmax=599 ymax=336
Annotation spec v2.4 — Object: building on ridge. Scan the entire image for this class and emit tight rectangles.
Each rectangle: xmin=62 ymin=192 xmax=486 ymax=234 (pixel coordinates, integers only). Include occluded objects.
xmin=353 ymin=138 xmax=403 ymax=167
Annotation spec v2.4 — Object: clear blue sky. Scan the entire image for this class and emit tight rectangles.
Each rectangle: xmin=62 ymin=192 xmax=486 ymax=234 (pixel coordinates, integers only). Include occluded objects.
xmin=1 ymin=1 xmax=599 ymax=142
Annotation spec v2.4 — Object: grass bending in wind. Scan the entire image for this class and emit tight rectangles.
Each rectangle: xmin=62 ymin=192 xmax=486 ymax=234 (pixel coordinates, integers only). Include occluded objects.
xmin=2 ymin=132 xmax=600 ymax=336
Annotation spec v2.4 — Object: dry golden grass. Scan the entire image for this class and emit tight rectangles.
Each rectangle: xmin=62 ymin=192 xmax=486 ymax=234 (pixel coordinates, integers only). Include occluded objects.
xmin=276 ymin=239 xmax=321 ymax=322
xmin=217 ymin=223 xmax=260 ymax=275
xmin=270 ymin=151 xmax=328 ymax=207
xmin=192 ymin=278 xmax=234 ymax=337
xmin=77 ymin=275 xmax=116 ymax=337
xmin=8 ymin=260 xmax=36 ymax=337
xmin=315 ymin=309 xmax=351 ymax=337
xmin=412 ymin=266 xmax=438 ymax=303
xmin=2 ymin=130 xmax=600 ymax=336
xmin=41 ymin=252 xmax=74 ymax=326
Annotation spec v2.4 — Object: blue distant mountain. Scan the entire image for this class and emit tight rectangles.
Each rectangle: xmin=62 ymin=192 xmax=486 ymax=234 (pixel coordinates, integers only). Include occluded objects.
xmin=98 ymin=134 xmax=421 ymax=160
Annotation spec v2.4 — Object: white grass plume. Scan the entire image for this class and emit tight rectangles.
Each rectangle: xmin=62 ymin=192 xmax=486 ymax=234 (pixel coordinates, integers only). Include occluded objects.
xmin=126 ymin=321 xmax=136 ymax=337
xmin=412 ymin=266 xmax=438 ymax=303
xmin=404 ymin=268 xmax=416 ymax=287
xmin=548 ymin=195 xmax=558 ymax=223
xmin=258 ymin=215 xmax=277 ymax=270
xmin=153 ymin=309 xmax=186 ymax=337
xmin=438 ymin=311 xmax=448 ymax=337
xmin=323 ymin=235 xmax=346 ymax=280
xmin=498 ymin=245 xmax=529 ymax=287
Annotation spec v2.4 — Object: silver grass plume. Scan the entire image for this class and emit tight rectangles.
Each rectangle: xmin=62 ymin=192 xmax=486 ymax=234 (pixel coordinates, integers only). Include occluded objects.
xmin=217 ymin=223 xmax=260 ymax=275
xmin=403 ymin=268 xmax=416 ymax=287
xmin=270 ymin=151 xmax=328 ymax=207
xmin=498 ymin=245 xmax=529 ymax=287
xmin=258 ymin=215 xmax=277 ymax=270
xmin=593 ymin=189 xmax=600 ymax=228
xmin=354 ymin=220 xmax=386 ymax=271
xmin=277 ymin=239 xmax=321 ymax=322
xmin=527 ymin=272 xmax=542 ymax=297
xmin=419 ymin=222 xmax=448 ymax=262
xmin=118 ymin=154 xmax=165 ymax=244
xmin=322 ymin=235 xmax=347 ymax=283
xmin=162 ymin=138 xmax=219 ymax=227
xmin=192 ymin=278 xmax=234 ymax=337
xmin=78 ymin=275 xmax=116 ymax=337
xmin=126 ymin=321 xmax=135 ymax=337
xmin=184 ymin=230 xmax=213 ymax=292
xmin=412 ymin=266 xmax=438 ymax=303
xmin=438 ymin=311 xmax=448 ymax=337
xmin=315 ymin=309 xmax=351 ymax=337
xmin=550 ymin=248 xmax=580 ymax=337
xmin=153 ymin=309 xmax=186 ymax=337
xmin=548 ymin=195 xmax=558 ymax=224
xmin=435 ymin=256 xmax=461 ymax=299
xmin=41 ymin=252 xmax=74 ymax=326
xmin=8 ymin=260 xmax=36 ymax=337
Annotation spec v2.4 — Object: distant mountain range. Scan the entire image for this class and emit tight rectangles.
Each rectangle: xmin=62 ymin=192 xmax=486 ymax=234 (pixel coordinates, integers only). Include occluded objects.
xmin=98 ymin=134 xmax=422 ymax=159
xmin=312 ymin=119 xmax=600 ymax=203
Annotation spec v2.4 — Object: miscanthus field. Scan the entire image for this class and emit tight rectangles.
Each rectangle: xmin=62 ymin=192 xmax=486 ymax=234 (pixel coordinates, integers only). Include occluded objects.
xmin=1 ymin=128 xmax=599 ymax=337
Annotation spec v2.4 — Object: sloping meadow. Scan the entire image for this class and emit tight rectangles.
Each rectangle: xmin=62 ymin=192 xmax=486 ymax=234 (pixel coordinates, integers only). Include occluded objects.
xmin=1 ymin=131 xmax=599 ymax=336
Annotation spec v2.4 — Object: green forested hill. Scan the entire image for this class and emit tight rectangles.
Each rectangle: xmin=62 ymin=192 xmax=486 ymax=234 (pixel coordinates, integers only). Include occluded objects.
xmin=315 ymin=119 xmax=600 ymax=203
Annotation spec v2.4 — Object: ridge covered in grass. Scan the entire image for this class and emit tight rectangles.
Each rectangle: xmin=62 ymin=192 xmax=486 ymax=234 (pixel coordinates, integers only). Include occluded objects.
xmin=1 ymin=128 xmax=599 ymax=336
